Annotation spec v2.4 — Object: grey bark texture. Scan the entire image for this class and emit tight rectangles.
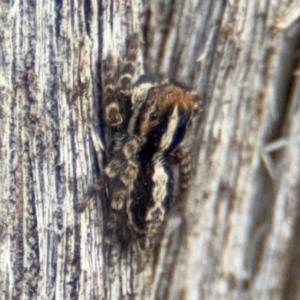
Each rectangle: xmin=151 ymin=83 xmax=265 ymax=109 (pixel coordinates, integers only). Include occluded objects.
xmin=0 ymin=0 xmax=300 ymax=299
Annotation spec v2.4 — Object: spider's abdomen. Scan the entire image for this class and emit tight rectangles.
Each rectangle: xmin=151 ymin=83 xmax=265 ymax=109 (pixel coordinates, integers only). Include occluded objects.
xmin=126 ymin=157 xmax=174 ymax=237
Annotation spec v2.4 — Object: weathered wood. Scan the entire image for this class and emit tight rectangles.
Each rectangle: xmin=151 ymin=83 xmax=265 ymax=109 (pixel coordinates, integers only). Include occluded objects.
xmin=0 ymin=0 xmax=300 ymax=299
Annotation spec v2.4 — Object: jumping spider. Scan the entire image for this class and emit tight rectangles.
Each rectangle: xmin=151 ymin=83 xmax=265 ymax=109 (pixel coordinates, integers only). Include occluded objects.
xmin=80 ymin=35 xmax=199 ymax=248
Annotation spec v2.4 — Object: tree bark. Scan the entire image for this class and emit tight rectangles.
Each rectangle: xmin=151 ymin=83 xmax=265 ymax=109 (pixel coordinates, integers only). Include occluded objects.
xmin=1 ymin=0 xmax=300 ymax=299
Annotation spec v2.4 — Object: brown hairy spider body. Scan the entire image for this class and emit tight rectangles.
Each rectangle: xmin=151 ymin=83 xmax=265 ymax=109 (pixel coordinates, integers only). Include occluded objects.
xmin=80 ymin=34 xmax=200 ymax=249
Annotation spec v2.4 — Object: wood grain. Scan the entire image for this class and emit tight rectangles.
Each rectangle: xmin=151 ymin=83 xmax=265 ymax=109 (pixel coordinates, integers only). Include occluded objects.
xmin=0 ymin=0 xmax=299 ymax=299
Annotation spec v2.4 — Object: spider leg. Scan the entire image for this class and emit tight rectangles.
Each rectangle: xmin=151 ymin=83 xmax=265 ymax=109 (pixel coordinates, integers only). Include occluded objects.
xmin=79 ymin=135 xmax=142 ymax=212
xmin=105 ymin=158 xmax=140 ymax=248
xmin=169 ymin=147 xmax=191 ymax=192
xmin=77 ymin=176 xmax=105 ymax=212
xmin=102 ymin=54 xmax=125 ymax=129
xmin=103 ymin=34 xmax=141 ymax=131
xmin=77 ymin=158 xmax=126 ymax=212
xmin=77 ymin=154 xmax=124 ymax=212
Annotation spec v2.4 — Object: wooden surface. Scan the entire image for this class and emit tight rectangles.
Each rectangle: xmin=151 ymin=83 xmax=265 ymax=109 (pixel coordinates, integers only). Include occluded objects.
xmin=0 ymin=0 xmax=300 ymax=299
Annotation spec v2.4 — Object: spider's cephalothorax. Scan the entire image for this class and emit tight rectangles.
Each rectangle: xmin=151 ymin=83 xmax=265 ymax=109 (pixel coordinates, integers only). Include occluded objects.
xmin=129 ymin=75 xmax=196 ymax=156
xmin=81 ymin=37 xmax=199 ymax=248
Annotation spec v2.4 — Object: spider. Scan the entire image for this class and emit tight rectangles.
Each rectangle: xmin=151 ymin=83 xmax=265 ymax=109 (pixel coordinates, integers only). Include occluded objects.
xmin=80 ymin=34 xmax=199 ymax=248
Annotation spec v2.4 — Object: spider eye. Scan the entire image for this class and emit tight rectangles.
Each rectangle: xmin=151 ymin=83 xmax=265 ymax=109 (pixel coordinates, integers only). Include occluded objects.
xmin=149 ymin=112 xmax=158 ymax=121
